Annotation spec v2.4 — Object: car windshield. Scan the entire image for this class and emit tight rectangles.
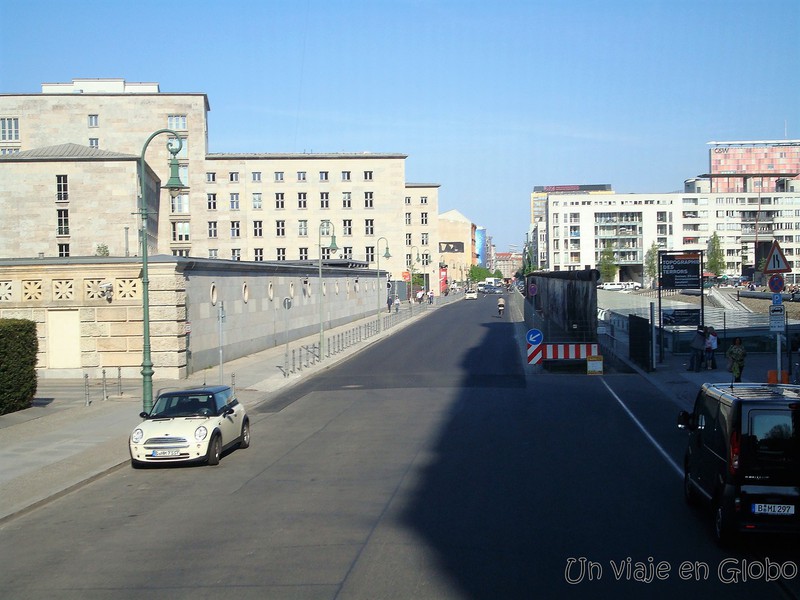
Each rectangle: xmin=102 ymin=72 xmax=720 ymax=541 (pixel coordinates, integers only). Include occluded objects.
xmin=150 ymin=394 xmax=215 ymax=418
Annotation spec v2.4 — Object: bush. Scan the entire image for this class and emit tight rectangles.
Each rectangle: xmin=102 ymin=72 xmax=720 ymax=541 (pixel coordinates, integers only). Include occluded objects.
xmin=0 ymin=319 xmax=38 ymax=415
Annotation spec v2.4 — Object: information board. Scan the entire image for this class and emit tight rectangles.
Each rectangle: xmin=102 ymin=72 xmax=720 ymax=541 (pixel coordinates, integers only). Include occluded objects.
xmin=660 ymin=253 xmax=701 ymax=290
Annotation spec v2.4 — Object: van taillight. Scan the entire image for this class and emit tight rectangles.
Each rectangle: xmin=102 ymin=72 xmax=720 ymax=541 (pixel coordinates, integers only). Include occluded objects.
xmin=729 ymin=430 xmax=741 ymax=475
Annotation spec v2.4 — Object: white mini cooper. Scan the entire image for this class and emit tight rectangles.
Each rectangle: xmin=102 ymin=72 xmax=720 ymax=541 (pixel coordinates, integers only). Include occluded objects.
xmin=129 ymin=385 xmax=250 ymax=468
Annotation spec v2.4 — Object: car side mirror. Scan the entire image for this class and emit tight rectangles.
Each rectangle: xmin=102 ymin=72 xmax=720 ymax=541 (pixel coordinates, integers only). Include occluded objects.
xmin=224 ymin=407 xmax=235 ymax=416
xmin=677 ymin=410 xmax=693 ymax=430
xmin=139 ymin=411 xmax=149 ymax=419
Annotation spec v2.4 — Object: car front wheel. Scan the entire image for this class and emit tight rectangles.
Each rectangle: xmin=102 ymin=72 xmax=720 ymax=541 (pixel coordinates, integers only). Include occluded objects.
xmin=239 ymin=420 xmax=250 ymax=449
xmin=207 ymin=434 xmax=221 ymax=466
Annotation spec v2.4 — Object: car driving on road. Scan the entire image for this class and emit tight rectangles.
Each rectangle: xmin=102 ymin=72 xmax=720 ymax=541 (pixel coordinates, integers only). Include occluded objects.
xmin=129 ymin=385 xmax=250 ymax=468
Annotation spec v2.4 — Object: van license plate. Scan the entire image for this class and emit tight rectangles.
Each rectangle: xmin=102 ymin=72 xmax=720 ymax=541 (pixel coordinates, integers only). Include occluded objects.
xmin=752 ymin=503 xmax=795 ymax=515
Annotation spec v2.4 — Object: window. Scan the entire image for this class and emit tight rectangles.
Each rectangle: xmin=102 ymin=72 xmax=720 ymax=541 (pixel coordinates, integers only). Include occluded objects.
xmin=421 ymin=196 xmax=428 ymax=205
xmin=276 ymin=220 xmax=286 ymax=236
xmin=1 ymin=117 xmax=19 ymax=141
xmin=405 ymin=196 xmax=411 ymax=205
xmin=320 ymin=192 xmax=329 ymax=209
xmin=299 ymin=247 xmax=309 ymax=260
xmin=365 ymin=219 xmax=374 ymax=235
xmin=274 ymin=171 xmax=284 ymax=182
xmin=276 ymin=248 xmax=286 ymax=261
xmin=0 ymin=148 xmax=18 ymax=155
xmin=208 ymin=249 xmax=218 ymax=259
xmin=171 ymin=222 xmax=190 ymax=242
xmin=231 ymin=221 xmax=241 ymax=238
xmin=405 ymin=233 xmax=412 ymax=246
xmin=364 ymin=192 xmax=374 ymax=208
xmin=56 ymin=175 xmax=68 ymax=201
xmin=206 ymin=172 xmax=216 ymax=183
xmin=208 ymin=221 xmax=218 ymax=238
xmin=298 ymin=193 xmax=307 ymax=209
xmin=253 ymin=220 xmax=263 ymax=237
xmin=421 ymin=232 xmax=429 ymax=245
xmin=173 ymin=249 xmax=189 ymax=257
xmin=405 ymin=212 xmax=411 ymax=225
xmin=343 ymin=192 xmax=352 ymax=208
xmin=232 ymin=249 xmax=241 ymax=261
xmin=171 ymin=194 xmax=189 ymax=213
xmin=254 ymin=248 xmax=264 ymax=261
xmin=275 ymin=193 xmax=285 ymax=209
xmin=319 ymin=171 xmax=329 ymax=182
xmin=88 ymin=114 xmax=98 ymax=127
xmin=179 ymin=165 xmax=189 ymax=186
xmin=252 ymin=171 xmax=261 ymax=182
xmin=89 ymin=138 xmax=99 ymax=149
xmin=421 ymin=212 xmax=428 ymax=225
xmin=57 ymin=209 xmax=69 ymax=235
xmin=422 ymin=253 xmax=430 ymax=266
xmin=298 ymin=220 xmax=308 ymax=236
xmin=207 ymin=193 xmax=217 ymax=210
xmin=167 ymin=115 xmax=187 ymax=130
xmin=343 ymin=219 xmax=352 ymax=236
xmin=364 ymin=171 xmax=373 ymax=181
xmin=342 ymin=171 xmax=351 ymax=181
xmin=58 ymin=243 xmax=70 ymax=257
xmin=297 ymin=171 xmax=307 ymax=182
xmin=366 ymin=246 xmax=375 ymax=262
xmin=252 ymin=193 xmax=262 ymax=209
xmin=322 ymin=247 xmax=334 ymax=260
xmin=343 ymin=247 xmax=353 ymax=259
xmin=229 ymin=172 xmax=239 ymax=183
xmin=230 ymin=193 xmax=240 ymax=210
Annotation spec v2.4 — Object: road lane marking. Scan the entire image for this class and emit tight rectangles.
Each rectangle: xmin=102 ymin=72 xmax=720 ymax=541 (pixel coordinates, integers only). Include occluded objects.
xmin=600 ymin=378 xmax=683 ymax=478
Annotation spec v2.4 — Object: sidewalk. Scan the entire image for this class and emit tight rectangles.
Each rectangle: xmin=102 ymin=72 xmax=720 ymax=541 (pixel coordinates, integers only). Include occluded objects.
xmin=0 ymin=294 xmax=788 ymax=523
xmin=0 ymin=297 xmax=445 ymax=523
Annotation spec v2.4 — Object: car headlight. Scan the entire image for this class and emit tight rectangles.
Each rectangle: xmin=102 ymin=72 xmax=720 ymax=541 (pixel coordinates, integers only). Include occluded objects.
xmin=131 ymin=429 xmax=144 ymax=444
xmin=194 ymin=426 xmax=208 ymax=442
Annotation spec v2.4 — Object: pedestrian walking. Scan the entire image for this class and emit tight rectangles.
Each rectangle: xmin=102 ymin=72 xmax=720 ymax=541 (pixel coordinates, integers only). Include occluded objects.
xmin=726 ymin=337 xmax=747 ymax=383
xmin=428 ymin=290 xmax=434 ymax=304
xmin=387 ymin=295 xmax=393 ymax=313
xmin=394 ymin=295 xmax=400 ymax=312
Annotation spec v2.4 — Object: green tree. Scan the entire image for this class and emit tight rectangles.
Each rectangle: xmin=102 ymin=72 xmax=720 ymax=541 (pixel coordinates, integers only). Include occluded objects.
xmin=492 ymin=269 xmax=503 ymax=280
xmin=706 ymin=232 xmax=725 ymax=276
xmin=644 ymin=242 xmax=659 ymax=286
xmin=597 ymin=242 xmax=618 ymax=282
xmin=468 ymin=265 xmax=492 ymax=284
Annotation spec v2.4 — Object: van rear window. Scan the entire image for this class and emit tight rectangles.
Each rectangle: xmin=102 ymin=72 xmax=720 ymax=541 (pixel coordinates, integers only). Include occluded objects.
xmin=749 ymin=410 xmax=797 ymax=463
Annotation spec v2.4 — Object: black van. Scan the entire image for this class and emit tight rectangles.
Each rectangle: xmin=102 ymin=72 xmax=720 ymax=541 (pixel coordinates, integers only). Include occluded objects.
xmin=678 ymin=383 xmax=800 ymax=544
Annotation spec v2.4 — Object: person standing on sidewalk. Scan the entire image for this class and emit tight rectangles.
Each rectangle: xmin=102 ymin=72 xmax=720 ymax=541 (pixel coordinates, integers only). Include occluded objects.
xmin=705 ymin=326 xmax=718 ymax=370
xmin=726 ymin=337 xmax=747 ymax=382
xmin=688 ymin=326 xmax=706 ymax=372
xmin=387 ymin=295 xmax=393 ymax=313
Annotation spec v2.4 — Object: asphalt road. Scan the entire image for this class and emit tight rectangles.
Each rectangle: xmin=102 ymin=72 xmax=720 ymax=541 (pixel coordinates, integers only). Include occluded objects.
xmin=1 ymin=295 xmax=798 ymax=599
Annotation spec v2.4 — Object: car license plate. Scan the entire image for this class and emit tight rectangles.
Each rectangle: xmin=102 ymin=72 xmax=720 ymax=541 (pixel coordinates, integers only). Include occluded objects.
xmin=752 ymin=503 xmax=795 ymax=515
xmin=151 ymin=449 xmax=181 ymax=457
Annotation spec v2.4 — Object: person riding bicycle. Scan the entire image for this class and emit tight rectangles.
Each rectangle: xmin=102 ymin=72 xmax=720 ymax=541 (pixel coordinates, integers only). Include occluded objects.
xmin=497 ymin=296 xmax=505 ymax=316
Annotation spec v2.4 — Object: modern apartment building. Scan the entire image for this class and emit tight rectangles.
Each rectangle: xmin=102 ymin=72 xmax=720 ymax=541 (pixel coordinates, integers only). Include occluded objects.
xmin=0 ymin=79 xmax=442 ymax=286
xmin=532 ymin=141 xmax=800 ymax=283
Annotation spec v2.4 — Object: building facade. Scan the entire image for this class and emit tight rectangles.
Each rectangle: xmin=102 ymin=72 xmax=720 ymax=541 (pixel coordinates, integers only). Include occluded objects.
xmin=533 ymin=141 xmax=800 ymax=284
xmin=0 ymin=79 xmax=443 ymax=288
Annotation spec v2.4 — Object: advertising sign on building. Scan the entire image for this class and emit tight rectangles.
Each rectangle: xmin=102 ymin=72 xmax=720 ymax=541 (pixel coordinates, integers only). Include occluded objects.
xmin=660 ymin=252 xmax=701 ymax=290
xmin=439 ymin=242 xmax=465 ymax=253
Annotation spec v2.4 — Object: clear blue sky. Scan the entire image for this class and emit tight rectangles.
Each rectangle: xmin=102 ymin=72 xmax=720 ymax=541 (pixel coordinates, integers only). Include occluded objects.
xmin=2 ymin=0 xmax=799 ymax=251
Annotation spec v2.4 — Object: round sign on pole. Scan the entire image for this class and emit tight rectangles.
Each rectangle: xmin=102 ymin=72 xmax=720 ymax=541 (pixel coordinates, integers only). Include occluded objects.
xmin=528 ymin=283 xmax=537 ymax=296
xmin=526 ymin=328 xmax=543 ymax=346
xmin=768 ymin=273 xmax=785 ymax=294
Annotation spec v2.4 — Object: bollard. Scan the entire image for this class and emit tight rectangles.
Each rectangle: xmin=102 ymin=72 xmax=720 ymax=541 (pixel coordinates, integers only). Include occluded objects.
xmin=231 ymin=372 xmax=236 ymax=396
xmin=117 ymin=366 xmax=122 ymax=396
xmin=102 ymin=368 xmax=108 ymax=401
xmin=292 ymin=348 xmax=296 ymax=373
xmin=84 ymin=373 xmax=90 ymax=406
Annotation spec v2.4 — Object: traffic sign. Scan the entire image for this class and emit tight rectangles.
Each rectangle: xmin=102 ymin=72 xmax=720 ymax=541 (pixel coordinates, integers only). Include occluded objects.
xmin=770 ymin=304 xmax=786 ymax=332
xmin=526 ymin=329 xmax=543 ymax=346
xmin=764 ymin=241 xmax=792 ymax=274
xmin=528 ymin=283 xmax=537 ymax=296
xmin=768 ymin=273 xmax=785 ymax=294
xmin=773 ymin=294 xmax=783 ymax=305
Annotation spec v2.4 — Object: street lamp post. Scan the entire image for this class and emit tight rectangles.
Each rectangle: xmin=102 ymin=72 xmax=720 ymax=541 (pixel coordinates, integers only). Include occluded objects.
xmin=409 ymin=245 xmax=421 ymax=310
xmin=376 ymin=237 xmax=391 ymax=330
xmin=139 ymin=129 xmax=186 ymax=413
xmin=318 ymin=220 xmax=339 ymax=356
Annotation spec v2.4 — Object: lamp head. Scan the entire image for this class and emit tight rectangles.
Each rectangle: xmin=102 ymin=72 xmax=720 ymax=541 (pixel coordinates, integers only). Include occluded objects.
xmin=164 ymin=155 xmax=185 ymax=198
xmin=328 ymin=235 xmax=339 ymax=253
xmin=383 ymin=247 xmax=391 ymax=259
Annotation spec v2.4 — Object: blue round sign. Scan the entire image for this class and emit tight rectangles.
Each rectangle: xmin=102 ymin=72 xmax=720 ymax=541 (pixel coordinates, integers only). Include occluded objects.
xmin=526 ymin=329 xmax=543 ymax=346
xmin=768 ymin=273 xmax=785 ymax=294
